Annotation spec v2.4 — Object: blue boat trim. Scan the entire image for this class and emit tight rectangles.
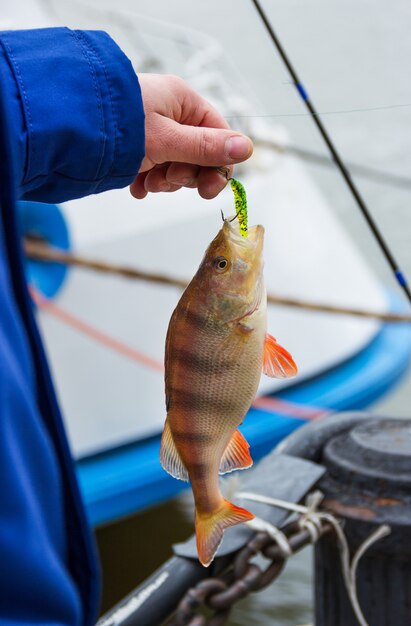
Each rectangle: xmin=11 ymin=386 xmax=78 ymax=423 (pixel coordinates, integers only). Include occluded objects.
xmin=76 ymin=306 xmax=411 ymax=527
xmin=18 ymin=201 xmax=70 ymax=298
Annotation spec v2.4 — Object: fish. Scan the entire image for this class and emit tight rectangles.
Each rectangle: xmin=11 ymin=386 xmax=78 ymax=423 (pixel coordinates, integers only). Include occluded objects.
xmin=160 ymin=216 xmax=297 ymax=567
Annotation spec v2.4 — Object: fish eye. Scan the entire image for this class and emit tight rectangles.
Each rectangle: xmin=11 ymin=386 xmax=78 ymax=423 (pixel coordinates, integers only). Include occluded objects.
xmin=213 ymin=256 xmax=229 ymax=272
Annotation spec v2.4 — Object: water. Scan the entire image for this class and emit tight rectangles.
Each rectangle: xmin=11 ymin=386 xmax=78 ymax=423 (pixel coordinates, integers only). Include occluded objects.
xmin=42 ymin=0 xmax=410 ymax=622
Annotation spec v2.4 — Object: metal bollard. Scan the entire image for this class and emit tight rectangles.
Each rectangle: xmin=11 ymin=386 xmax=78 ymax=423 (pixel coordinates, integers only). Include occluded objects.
xmin=314 ymin=417 xmax=411 ymax=626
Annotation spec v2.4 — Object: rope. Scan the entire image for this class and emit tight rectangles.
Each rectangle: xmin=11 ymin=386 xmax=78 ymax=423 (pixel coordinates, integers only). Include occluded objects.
xmin=24 ymin=240 xmax=411 ymax=323
xmin=245 ymin=517 xmax=293 ymax=558
xmin=25 ymin=239 xmax=188 ymax=289
xmin=237 ymin=490 xmax=391 ymax=626
xmin=30 ymin=286 xmax=328 ymax=422
xmin=30 ymin=287 xmax=164 ymax=372
xmin=252 ymin=396 xmax=330 ymax=420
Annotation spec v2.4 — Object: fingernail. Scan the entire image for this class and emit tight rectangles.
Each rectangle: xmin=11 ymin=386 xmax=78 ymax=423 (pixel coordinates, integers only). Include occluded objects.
xmin=225 ymin=136 xmax=252 ymax=159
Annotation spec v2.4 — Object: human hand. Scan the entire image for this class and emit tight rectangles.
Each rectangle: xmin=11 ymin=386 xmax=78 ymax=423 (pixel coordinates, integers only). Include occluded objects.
xmin=130 ymin=74 xmax=253 ymax=200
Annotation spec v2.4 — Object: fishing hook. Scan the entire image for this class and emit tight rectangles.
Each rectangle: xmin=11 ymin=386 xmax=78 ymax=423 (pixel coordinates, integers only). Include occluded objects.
xmin=216 ymin=166 xmax=232 ymax=182
xmin=220 ymin=208 xmax=240 ymax=224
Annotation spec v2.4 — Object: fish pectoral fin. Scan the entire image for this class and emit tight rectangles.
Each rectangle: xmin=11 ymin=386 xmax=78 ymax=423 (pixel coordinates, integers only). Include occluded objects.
xmin=196 ymin=499 xmax=254 ymax=567
xmin=219 ymin=429 xmax=253 ymax=475
xmin=262 ymin=333 xmax=298 ymax=379
xmin=160 ymin=419 xmax=189 ymax=482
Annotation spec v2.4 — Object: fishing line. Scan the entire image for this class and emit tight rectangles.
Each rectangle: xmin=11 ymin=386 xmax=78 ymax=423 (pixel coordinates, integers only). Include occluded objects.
xmin=224 ymin=101 xmax=411 ymax=119
xmin=255 ymin=139 xmax=411 ymax=192
xmin=251 ymin=0 xmax=411 ymax=305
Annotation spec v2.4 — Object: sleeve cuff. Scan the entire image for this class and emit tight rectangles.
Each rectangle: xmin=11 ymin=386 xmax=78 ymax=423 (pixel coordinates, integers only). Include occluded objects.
xmin=0 ymin=28 xmax=145 ymax=203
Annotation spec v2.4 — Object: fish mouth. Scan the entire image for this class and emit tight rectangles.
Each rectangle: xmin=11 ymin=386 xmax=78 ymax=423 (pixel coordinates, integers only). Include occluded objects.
xmin=247 ymin=224 xmax=264 ymax=253
xmin=224 ymin=220 xmax=264 ymax=268
xmin=224 ymin=218 xmax=264 ymax=253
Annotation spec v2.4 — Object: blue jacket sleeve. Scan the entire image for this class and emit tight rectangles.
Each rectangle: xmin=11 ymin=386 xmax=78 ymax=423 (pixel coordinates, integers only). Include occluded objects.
xmin=0 ymin=27 xmax=145 ymax=203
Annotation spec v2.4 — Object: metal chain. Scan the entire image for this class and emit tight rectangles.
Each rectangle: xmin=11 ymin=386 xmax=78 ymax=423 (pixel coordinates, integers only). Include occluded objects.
xmin=170 ymin=520 xmax=331 ymax=626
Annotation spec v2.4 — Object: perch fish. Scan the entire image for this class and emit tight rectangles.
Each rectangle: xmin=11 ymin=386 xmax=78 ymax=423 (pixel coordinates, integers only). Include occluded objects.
xmin=161 ymin=216 xmax=297 ymax=566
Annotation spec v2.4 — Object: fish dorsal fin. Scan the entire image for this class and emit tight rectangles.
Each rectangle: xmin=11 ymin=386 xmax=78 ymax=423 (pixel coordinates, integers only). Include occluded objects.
xmin=160 ymin=419 xmax=189 ymax=482
xmin=263 ymin=333 xmax=298 ymax=379
xmin=219 ymin=429 xmax=253 ymax=475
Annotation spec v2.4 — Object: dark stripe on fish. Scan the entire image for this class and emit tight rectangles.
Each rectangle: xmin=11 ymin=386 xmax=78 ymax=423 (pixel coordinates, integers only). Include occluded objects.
xmin=172 ymin=346 xmax=235 ymax=375
xmin=183 ymin=307 xmax=206 ymax=329
xmin=168 ymin=386 xmax=234 ymax=413
xmin=186 ymin=460 xmax=208 ymax=479
xmin=183 ymin=307 xmax=223 ymax=335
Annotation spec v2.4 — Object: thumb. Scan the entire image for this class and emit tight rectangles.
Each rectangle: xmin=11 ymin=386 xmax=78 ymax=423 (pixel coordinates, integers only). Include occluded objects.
xmin=148 ymin=117 xmax=253 ymax=168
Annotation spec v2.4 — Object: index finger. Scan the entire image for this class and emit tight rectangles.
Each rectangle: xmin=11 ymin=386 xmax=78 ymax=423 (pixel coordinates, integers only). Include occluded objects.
xmin=179 ymin=88 xmax=232 ymax=131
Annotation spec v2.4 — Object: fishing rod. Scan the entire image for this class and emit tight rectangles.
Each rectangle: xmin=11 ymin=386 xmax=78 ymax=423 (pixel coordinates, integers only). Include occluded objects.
xmin=251 ymin=0 xmax=411 ymax=306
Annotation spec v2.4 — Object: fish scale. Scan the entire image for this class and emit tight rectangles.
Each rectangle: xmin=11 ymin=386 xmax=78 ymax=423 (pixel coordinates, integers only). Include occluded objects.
xmin=170 ymin=322 xmax=262 ymax=436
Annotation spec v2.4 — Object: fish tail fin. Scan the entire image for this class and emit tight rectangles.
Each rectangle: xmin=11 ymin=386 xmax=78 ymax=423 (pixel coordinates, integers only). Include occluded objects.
xmin=195 ymin=499 xmax=254 ymax=567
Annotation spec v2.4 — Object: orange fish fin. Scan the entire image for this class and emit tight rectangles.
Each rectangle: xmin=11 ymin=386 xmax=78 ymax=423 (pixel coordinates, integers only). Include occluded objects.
xmin=160 ymin=418 xmax=189 ymax=482
xmin=219 ymin=429 xmax=253 ymax=475
xmin=195 ymin=499 xmax=254 ymax=567
xmin=262 ymin=333 xmax=298 ymax=379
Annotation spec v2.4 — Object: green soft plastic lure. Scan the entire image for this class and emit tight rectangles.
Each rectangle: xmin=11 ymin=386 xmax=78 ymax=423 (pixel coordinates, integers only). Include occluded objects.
xmin=229 ymin=178 xmax=248 ymax=238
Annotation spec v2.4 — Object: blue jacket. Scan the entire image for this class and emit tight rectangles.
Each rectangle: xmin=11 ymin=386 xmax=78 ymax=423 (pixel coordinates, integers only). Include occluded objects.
xmin=0 ymin=28 xmax=145 ymax=625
